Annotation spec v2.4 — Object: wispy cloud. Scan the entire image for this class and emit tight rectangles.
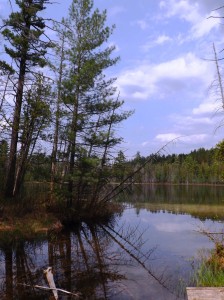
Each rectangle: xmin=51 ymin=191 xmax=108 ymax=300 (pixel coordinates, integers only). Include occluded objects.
xmin=190 ymin=11 xmax=220 ymax=39
xmin=156 ymin=133 xmax=181 ymax=142
xmin=159 ymin=0 xmax=221 ymax=40
xmin=192 ymin=96 xmax=220 ymax=115
xmin=142 ymin=34 xmax=173 ymax=51
xmin=155 ymin=133 xmax=208 ymax=143
xmin=136 ymin=19 xmax=149 ymax=30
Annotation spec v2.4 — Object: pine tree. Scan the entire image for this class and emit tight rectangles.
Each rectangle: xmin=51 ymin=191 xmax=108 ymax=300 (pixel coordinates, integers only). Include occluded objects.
xmin=54 ymin=0 xmax=132 ymax=208
xmin=1 ymin=0 xmax=53 ymax=196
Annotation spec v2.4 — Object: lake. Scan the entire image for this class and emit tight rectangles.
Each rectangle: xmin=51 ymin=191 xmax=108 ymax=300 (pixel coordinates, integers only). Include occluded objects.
xmin=1 ymin=184 xmax=224 ymax=299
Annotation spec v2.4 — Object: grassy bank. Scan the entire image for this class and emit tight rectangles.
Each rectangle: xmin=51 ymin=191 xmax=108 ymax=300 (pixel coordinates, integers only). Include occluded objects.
xmin=0 ymin=183 xmax=123 ymax=237
xmin=195 ymin=243 xmax=224 ymax=287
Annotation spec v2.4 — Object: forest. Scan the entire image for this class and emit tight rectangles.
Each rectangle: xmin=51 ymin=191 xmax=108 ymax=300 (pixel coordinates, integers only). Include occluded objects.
xmin=125 ymin=144 xmax=224 ymax=184
xmin=0 ymin=0 xmax=134 ymax=222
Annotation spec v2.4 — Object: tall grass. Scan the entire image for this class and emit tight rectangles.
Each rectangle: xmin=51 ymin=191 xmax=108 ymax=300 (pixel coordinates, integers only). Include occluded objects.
xmin=195 ymin=244 xmax=224 ymax=287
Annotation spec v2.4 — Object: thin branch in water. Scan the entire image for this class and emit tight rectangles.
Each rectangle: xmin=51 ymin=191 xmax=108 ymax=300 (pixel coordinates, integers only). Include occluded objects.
xmin=18 ymin=283 xmax=81 ymax=298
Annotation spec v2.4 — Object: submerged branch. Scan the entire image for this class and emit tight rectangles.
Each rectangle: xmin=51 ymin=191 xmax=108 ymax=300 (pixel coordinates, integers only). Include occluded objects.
xmin=100 ymin=224 xmax=176 ymax=296
xmin=18 ymin=283 xmax=80 ymax=298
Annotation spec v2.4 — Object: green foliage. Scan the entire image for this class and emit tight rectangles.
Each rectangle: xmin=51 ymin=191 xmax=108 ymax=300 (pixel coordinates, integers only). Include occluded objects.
xmin=26 ymin=153 xmax=51 ymax=181
xmin=1 ymin=0 xmax=53 ymax=68
xmin=0 ymin=60 xmax=14 ymax=75
xmin=1 ymin=0 xmax=54 ymax=197
xmin=1 ymin=0 xmax=131 ymax=218
xmin=113 ymin=150 xmax=127 ymax=181
xmin=48 ymin=0 xmax=133 ymax=208
xmin=215 ymin=140 xmax=224 ymax=161
xmin=127 ymin=146 xmax=224 ymax=184
xmin=196 ymin=261 xmax=224 ymax=287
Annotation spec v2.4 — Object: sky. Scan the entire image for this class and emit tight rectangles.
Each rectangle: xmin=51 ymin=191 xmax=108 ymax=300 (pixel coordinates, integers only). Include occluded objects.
xmin=1 ymin=0 xmax=224 ymax=158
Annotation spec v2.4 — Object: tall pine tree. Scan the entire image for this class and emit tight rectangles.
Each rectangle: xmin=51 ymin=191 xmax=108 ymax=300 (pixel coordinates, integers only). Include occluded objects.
xmin=53 ymin=0 xmax=132 ymax=209
xmin=1 ymin=0 xmax=52 ymax=197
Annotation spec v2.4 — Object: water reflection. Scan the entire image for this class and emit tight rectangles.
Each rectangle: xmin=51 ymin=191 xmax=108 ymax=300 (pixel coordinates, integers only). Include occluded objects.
xmin=0 ymin=219 xmax=181 ymax=300
xmin=123 ymin=184 xmax=224 ymax=220
xmin=1 ymin=185 xmax=224 ymax=299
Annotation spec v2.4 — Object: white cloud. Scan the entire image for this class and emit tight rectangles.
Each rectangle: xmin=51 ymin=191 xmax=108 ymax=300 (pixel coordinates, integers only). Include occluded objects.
xmin=160 ymin=0 xmax=200 ymax=23
xmin=193 ymin=99 xmax=218 ymax=115
xmin=155 ymin=34 xmax=173 ymax=45
xmin=171 ymin=115 xmax=214 ymax=126
xmin=159 ymin=0 xmax=221 ymax=39
xmin=156 ymin=133 xmax=181 ymax=142
xmin=136 ymin=20 xmax=149 ymax=30
xmin=142 ymin=34 xmax=173 ymax=51
xmin=159 ymin=1 xmax=166 ymax=9
xmin=117 ymin=52 xmax=212 ymax=101
xmin=155 ymin=133 xmax=208 ymax=143
xmin=190 ymin=12 xmax=220 ymax=39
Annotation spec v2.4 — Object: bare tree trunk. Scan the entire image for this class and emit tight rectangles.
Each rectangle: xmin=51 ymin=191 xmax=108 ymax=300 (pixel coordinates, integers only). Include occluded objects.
xmin=213 ymin=43 xmax=224 ymax=109
xmin=51 ymin=35 xmax=65 ymax=194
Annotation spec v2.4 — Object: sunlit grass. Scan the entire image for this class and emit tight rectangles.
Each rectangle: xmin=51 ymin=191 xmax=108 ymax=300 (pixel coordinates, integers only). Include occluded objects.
xmin=136 ymin=203 xmax=224 ymax=220
xmin=196 ymin=260 xmax=224 ymax=287
xmin=195 ymin=244 xmax=224 ymax=287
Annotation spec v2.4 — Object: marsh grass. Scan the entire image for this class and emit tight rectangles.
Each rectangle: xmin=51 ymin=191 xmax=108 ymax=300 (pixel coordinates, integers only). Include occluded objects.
xmin=196 ymin=261 xmax=224 ymax=286
xmin=195 ymin=244 xmax=224 ymax=287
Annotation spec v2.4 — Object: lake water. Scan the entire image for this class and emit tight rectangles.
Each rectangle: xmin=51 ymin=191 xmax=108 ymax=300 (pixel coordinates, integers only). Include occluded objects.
xmin=1 ymin=184 xmax=224 ymax=299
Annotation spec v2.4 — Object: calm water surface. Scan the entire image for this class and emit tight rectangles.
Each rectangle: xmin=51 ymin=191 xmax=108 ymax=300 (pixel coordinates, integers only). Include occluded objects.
xmin=1 ymin=185 xmax=224 ymax=299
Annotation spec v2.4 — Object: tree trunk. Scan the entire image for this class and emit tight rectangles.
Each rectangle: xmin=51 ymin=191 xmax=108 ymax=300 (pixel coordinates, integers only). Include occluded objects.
xmin=68 ymin=95 xmax=79 ymax=208
xmin=51 ymin=35 xmax=65 ymax=193
xmin=5 ymin=56 xmax=27 ymax=197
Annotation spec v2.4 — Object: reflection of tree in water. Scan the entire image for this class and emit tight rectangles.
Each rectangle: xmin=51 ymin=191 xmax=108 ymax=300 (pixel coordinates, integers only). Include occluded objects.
xmin=48 ymin=223 xmax=125 ymax=299
xmin=0 ymin=220 xmax=180 ymax=299
xmin=0 ymin=239 xmax=48 ymax=299
xmin=121 ymin=184 xmax=224 ymax=206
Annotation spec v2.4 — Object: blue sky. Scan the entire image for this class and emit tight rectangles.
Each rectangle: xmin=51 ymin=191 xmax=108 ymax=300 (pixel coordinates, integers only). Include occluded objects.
xmin=1 ymin=0 xmax=224 ymax=158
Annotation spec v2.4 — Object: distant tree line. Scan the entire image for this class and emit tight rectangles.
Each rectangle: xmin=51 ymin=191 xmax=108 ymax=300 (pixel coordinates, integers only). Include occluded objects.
xmin=117 ymin=144 xmax=224 ymax=184
xmin=1 ymin=144 xmax=223 ymax=189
